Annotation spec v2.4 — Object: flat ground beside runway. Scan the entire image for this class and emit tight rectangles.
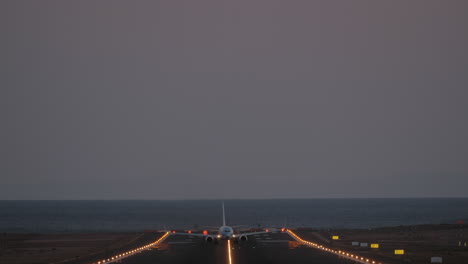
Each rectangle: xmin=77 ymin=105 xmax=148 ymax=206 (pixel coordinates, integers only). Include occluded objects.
xmin=296 ymin=224 xmax=468 ymax=264
xmin=0 ymin=232 xmax=158 ymax=264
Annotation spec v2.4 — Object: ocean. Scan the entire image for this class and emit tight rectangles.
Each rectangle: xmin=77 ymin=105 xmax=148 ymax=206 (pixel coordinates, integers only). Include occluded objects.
xmin=1 ymin=199 xmax=467 ymax=233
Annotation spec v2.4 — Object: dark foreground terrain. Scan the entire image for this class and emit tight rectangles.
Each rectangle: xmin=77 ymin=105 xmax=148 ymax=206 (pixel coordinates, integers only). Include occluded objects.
xmin=1 ymin=224 xmax=467 ymax=264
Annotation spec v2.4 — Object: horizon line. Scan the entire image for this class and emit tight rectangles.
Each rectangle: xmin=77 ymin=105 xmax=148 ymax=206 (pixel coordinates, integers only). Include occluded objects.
xmin=1 ymin=196 xmax=468 ymax=201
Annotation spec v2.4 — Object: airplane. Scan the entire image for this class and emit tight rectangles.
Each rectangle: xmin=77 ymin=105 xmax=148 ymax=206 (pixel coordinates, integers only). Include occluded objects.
xmin=172 ymin=202 xmax=272 ymax=243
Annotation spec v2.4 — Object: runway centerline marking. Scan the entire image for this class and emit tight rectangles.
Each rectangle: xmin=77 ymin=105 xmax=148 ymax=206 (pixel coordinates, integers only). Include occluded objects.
xmin=227 ymin=239 xmax=233 ymax=264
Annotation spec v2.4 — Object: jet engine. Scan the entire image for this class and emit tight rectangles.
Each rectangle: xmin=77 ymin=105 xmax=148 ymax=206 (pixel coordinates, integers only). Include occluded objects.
xmin=205 ymin=235 xmax=215 ymax=242
xmin=238 ymin=235 xmax=248 ymax=241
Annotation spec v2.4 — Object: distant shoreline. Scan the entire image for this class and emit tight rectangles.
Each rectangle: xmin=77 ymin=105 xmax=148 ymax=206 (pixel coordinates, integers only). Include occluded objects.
xmin=2 ymin=197 xmax=468 ymax=201
xmin=2 ymin=199 xmax=467 ymax=234
xmin=1 ymin=223 xmax=466 ymax=233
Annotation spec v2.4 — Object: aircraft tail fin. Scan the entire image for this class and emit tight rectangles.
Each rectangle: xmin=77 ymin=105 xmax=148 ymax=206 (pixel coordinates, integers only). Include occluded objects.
xmin=222 ymin=201 xmax=226 ymax=226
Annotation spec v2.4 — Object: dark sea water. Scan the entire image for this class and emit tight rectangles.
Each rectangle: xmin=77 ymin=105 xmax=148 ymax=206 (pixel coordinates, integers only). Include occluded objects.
xmin=1 ymin=199 xmax=467 ymax=233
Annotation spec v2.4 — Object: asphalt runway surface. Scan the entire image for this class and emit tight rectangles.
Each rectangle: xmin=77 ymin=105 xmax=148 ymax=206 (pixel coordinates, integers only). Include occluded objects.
xmin=117 ymin=232 xmax=359 ymax=264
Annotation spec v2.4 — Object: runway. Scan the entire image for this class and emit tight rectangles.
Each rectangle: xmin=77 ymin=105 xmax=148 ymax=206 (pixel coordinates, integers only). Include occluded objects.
xmin=111 ymin=232 xmax=361 ymax=264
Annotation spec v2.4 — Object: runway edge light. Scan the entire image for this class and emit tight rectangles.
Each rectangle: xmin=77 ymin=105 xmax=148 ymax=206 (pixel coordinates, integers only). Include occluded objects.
xmin=287 ymin=229 xmax=382 ymax=264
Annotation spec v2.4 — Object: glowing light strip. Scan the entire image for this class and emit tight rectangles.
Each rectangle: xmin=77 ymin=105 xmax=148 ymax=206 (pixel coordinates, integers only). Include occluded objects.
xmin=287 ymin=230 xmax=381 ymax=264
xmin=227 ymin=239 xmax=233 ymax=264
xmin=94 ymin=232 xmax=170 ymax=264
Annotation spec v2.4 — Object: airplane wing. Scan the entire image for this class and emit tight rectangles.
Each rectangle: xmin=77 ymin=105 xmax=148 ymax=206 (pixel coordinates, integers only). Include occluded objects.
xmin=235 ymin=230 xmax=271 ymax=237
xmin=169 ymin=231 xmax=216 ymax=238
xmin=172 ymin=232 xmax=207 ymax=237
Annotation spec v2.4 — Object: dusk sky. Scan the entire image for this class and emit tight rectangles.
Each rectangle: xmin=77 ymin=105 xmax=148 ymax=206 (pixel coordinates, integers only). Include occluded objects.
xmin=1 ymin=1 xmax=468 ymax=199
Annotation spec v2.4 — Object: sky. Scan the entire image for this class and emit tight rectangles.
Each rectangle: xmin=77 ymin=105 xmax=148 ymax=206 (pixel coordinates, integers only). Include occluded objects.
xmin=1 ymin=1 xmax=468 ymax=199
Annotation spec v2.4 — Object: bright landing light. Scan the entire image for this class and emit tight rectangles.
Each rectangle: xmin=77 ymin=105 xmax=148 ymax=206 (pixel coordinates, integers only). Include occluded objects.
xmin=227 ymin=240 xmax=233 ymax=264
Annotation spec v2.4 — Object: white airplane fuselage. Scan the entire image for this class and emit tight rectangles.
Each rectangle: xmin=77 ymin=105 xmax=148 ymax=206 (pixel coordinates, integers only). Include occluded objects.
xmin=175 ymin=202 xmax=268 ymax=242
xmin=218 ymin=225 xmax=234 ymax=240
